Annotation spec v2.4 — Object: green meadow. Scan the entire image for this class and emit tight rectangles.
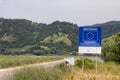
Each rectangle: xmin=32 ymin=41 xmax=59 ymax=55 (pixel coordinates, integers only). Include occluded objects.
xmin=0 ymin=55 xmax=62 ymax=69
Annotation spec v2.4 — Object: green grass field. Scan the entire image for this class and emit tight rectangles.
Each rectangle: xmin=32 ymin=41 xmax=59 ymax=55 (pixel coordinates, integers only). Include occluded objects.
xmin=0 ymin=55 xmax=62 ymax=69
xmin=8 ymin=63 xmax=71 ymax=80
xmin=8 ymin=60 xmax=120 ymax=80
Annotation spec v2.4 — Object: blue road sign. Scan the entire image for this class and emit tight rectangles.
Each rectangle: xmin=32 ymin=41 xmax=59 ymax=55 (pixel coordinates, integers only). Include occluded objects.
xmin=79 ymin=27 xmax=102 ymax=47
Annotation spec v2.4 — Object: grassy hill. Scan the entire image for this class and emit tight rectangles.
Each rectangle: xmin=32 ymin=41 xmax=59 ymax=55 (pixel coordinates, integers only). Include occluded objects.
xmin=41 ymin=32 xmax=72 ymax=46
xmin=0 ymin=18 xmax=120 ymax=55
xmin=93 ymin=21 xmax=120 ymax=38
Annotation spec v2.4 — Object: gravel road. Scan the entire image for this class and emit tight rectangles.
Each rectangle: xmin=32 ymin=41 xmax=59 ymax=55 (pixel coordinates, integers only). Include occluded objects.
xmin=0 ymin=59 xmax=65 ymax=80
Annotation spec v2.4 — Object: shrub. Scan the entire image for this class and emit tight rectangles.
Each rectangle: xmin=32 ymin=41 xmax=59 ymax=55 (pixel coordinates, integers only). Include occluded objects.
xmin=75 ymin=58 xmax=95 ymax=69
xmin=75 ymin=59 xmax=82 ymax=68
xmin=58 ymin=63 xmax=71 ymax=72
xmin=102 ymin=32 xmax=120 ymax=63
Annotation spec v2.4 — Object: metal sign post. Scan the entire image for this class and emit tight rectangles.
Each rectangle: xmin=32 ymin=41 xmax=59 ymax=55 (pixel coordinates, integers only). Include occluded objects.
xmin=96 ymin=54 xmax=98 ymax=75
xmin=82 ymin=54 xmax=84 ymax=73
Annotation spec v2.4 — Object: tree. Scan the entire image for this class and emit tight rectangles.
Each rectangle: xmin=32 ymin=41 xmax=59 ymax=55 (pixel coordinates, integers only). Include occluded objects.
xmin=102 ymin=33 xmax=120 ymax=63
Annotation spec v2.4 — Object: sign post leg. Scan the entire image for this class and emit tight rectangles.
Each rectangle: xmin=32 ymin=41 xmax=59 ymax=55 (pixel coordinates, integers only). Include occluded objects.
xmin=96 ymin=54 xmax=98 ymax=77
xmin=82 ymin=54 xmax=84 ymax=73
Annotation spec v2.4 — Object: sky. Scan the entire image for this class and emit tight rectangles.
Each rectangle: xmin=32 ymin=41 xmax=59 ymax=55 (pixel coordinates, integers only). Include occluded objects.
xmin=0 ymin=0 xmax=120 ymax=25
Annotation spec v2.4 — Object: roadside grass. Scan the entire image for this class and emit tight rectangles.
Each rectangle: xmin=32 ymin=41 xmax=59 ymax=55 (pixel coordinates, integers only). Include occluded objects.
xmin=7 ymin=61 xmax=120 ymax=80
xmin=69 ymin=59 xmax=120 ymax=80
xmin=97 ymin=62 xmax=120 ymax=75
xmin=0 ymin=55 xmax=62 ymax=69
xmin=3 ymin=58 xmax=120 ymax=80
xmin=8 ymin=63 xmax=71 ymax=80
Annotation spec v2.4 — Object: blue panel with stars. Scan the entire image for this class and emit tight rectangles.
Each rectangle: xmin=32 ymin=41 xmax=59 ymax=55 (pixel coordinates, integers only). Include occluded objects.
xmin=79 ymin=27 xmax=102 ymax=47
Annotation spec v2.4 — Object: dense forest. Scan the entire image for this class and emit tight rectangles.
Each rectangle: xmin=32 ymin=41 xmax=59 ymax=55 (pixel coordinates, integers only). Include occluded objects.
xmin=0 ymin=18 xmax=120 ymax=56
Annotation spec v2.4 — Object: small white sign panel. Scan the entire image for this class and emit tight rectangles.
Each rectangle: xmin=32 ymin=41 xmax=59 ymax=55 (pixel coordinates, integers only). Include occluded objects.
xmin=79 ymin=47 xmax=101 ymax=54
xmin=65 ymin=57 xmax=75 ymax=66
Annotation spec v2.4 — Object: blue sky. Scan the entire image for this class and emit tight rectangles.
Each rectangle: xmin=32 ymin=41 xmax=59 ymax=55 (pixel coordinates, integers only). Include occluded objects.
xmin=0 ymin=0 xmax=120 ymax=25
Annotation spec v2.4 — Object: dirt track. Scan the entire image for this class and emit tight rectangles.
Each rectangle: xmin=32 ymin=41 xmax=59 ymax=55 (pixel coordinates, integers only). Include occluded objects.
xmin=0 ymin=59 xmax=65 ymax=80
